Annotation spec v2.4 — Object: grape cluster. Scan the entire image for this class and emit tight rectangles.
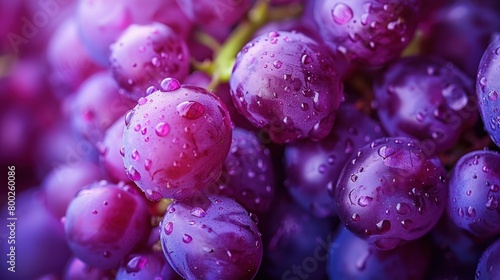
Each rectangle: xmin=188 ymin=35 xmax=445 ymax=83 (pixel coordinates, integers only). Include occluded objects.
xmin=3 ymin=0 xmax=500 ymax=279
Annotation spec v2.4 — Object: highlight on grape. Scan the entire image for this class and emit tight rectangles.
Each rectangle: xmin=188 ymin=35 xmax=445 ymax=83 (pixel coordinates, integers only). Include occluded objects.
xmin=2 ymin=0 xmax=500 ymax=279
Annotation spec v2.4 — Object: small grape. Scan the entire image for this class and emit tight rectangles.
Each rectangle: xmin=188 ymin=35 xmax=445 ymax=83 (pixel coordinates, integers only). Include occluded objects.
xmin=160 ymin=195 xmax=263 ymax=280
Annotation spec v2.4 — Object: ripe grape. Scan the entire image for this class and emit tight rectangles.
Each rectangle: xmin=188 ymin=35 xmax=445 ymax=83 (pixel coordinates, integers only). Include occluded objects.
xmin=475 ymin=238 xmax=500 ymax=279
xmin=64 ymin=181 xmax=151 ymax=270
xmin=313 ymin=0 xmax=422 ymax=66
xmin=230 ymin=31 xmax=344 ymax=143
xmin=175 ymin=0 xmax=251 ymax=28
xmin=216 ymin=127 xmax=275 ymax=213
xmin=335 ymin=137 xmax=448 ymax=250
xmin=374 ymin=55 xmax=476 ymax=153
xmin=160 ymin=195 xmax=263 ymax=280
xmin=110 ymin=22 xmax=190 ymax=101
xmin=447 ymin=150 xmax=500 ymax=238
xmin=284 ymin=103 xmax=386 ymax=218
xmin=327 ymin=227 xmax=431 ymax=279
xmin=64 ymin=257 xmax=114 ymax=280
xmin=121 ymin=79 xmax=232 ymax=201
xmin=98 ymin=116 xmax=130 ymax=183
xmin=477 ymin=34 xmax=500 ymax=148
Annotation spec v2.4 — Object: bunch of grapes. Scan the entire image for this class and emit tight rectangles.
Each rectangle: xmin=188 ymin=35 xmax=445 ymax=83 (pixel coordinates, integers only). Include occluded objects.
xmin=2 ymin=0 xmax=500 ymax=279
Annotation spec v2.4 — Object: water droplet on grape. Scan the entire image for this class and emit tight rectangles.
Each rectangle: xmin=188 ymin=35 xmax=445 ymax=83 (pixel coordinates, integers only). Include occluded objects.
xmin=182 ymin=234 xmax=193 ymax=243
xmin=126 ymin=256 xmax=148 ymax=273
xmin=131 ymin=149 xmax=140 ymax=161
xmin=466 ymin=206 xmax=476 ymax=218
xmin=176 ymin=101 xmax=205 ymax=119
xmin=332 ymin=3 xmax=353 ymax=25
xmin=273 ymin=60 xmax=282 ymax=69
xmin=126 ymin=166 xmax=141 ymax=181
xmin=442 ymin=84 xmax=468 ymax=111
xmin=164 ymin=221 xmax=173 ymax=235
xmin=376 ymin=220 xmax=391 ymax=233
xmin=155 ymin=122 xmax=170 ymax=137
xmin=190 ymin=207 xmax=206 ymax=218
xmin=358 ymin=196 xmax=373 ymax=207
xmin=160 ymin=78 xmax=181 ymax=91
xmin=301 ymin=54 xmax=312 ymax=65
xmin=488 ymin=90 xmax=498 ymax=101
xmin=351 ymin=213 xmax=360 ymax=222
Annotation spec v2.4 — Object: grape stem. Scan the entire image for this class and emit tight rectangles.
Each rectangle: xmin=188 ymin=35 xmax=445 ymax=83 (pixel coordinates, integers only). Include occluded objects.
xmin=200 ymin=0 xmax=303 ymax=91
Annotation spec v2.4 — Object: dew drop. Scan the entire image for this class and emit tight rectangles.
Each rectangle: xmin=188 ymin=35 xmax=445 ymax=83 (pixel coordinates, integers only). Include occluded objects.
xmin=351 ymin=213 xmax=360 ymax=222
xmin=126 ymin=166 xmax=141 ymax=181
xmin=401 ymin=219 xmax=413 ymax=230
xmin=376 ymin=220 xmax=391 ymax=233
xmin=466 ymin=206 xmax=476 ymax=218
xmin=358 ymin=196 xmax=373 ymax=207
xmin=160 ymin=78 xmax=181 ymax=91
xmin=396 ymin=202 xmax=411 ymax=215
xmin=350 ymin=174 xmax=358 ymax=182
xmin=466 ymin=190 xmax=472 ymax=196
xmin=138 ymin=97 xmax=147 ymax=105
xmin=332 ymin=3 xmax=353 ymax=25
xmin=457 ymin=207 xmax=464 ymax=217
xmin=144 ymin=159 xmax=152 ymax=171
xmin=125 ymin=110 xmax=135 ymax=126
xmin=488 ymin=91 xmax=498 ymax=101
xmin=442 ymin=84 xmax=468 ymax=111
xmin=126 ymin=256 xmax=148 ymax=273
xmin=155 ymin=122 xmax=170 ymax=137
xmin=120 ymin=146 xmax=125 ymax=157
xmin=145 ymin=189 xmax=162 ymax=201
xmin=273 ymin=60 xmax=282 ymax=69
xmin=131 ymin=149 xmax=140 ymax=161
xmin=182 ymin=234 xmax=193 ymax=243
xmin=92 ymin=210 xmax=98 ymax=215
xmin=103 ymin=251 xmax=110 ymax=258
xmin=301 ymin=54 xmax=313 ymax=65
xmin=177 ymin=101 xmax=205 ymax=119
xmin=164 ymin=221 xmax=173 ymax=235
xmin=190 ymin=207 xmax=207 ymax=218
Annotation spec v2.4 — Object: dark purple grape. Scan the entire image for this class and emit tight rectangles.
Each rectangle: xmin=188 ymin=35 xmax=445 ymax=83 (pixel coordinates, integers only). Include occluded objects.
xmin=423 ymin=1 xmax=500 ymax=77
xmin=447 ymin=150 xmax=500 ymax=238
xmin=41 ymin=161 xmax=104 ymax=219
xmin=0 ymin=190 xmax=71 ymax=280
xmin=477 ymin=34 xmax=500 ymax=149
xmin=110 ymin=22 xmax=190 ymax=101
xmin=76 ymin=0 xmax=193 ymax=66
xmin=121 ymin=79 xmax=232 ymax=201
xmin=175 ymin=0 xmax=251 ymax=28
xmin=374 ymin=55 xmax=477 ymax=153
xmin=327 ymin=226 xmax=431 ymax=280
xmin=160 ymin=195 xmax=263 ymax=280
xmin=63 ymin=257 xmax=114 ymax=280
xmin=230 ymin=31 xmax=344 ymax=143
xmin=216 ymin=127 xmax=275 ymax=213
xmin=313 ymin=0 xmax=422 ymax=67
xmin=475 ymin=238 xmax=500 ymax=279
xmin=70 ymin=71 xmax=135 ymax=144
xmin=47 ymin=18 xmax=102 ymax=95
xmin=335 ymin=137 xmax=448 ymax=250
xmin=284 ymin=103 xmax=386 ymax=218
xmin=98 ymin=116 xmax=130 ymax=183
xmin=259 ymin=195 xmax=336 ymax=280
xmin=116 ymin=251 xmax=181 ymax=280
xmin=64 ymin=181 xmax=151 ymax=270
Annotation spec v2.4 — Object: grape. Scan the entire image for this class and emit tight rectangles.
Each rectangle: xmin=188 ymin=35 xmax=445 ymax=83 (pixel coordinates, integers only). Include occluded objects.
xmin=160 ymin=195 xmax=263 ymax=280
xmin=475 ymin=238 xmax=500 ymax=280
xmin=335 ymin=137 xmax=448 ymax=250
xmin=47 ymin=18 xmax=102 ymax=95
xmin=0 ymin=190 xmax=71 ymax=280
xmin=70 ymin=71 xmax=135 ymax=144
xmin=77 ymin=0 xmax=193 ymax=66
xmin=447 ymin=150 xmax=500 ymax=238
xmin=230 ymin=31 xmax=344 ymax=143
xmin=116 ymin=251 xmax=181 ymax=280
xmin=63 ymin=257 xmax=114 ymax=280
xmin=121 ymin=79 xmax=232 ymax=201
xmin=284 ymin=103 xmax=386 ymax=218
xmin=216 ymin=127 xmax=275 ymax=213
xmin=374 ymin=55 xmax=476 ymax=153
xmin=110 ymin=22 xmax=190 ymax=101
xmin=41 ymin=161 xmax=104 ymax=219
xmin=477 ymin=34 xmax=500 ymax=149
xmin=422 ymin=1 xmax=500 ymax=77
xmin=175 ymin=0 xmax=251 ymax=28
xmin=313 ymin=0 xmax=422 ymax=67
xmin=259 ymin=194 xmax=336 ymax=280
xmin=327 ymin=226 xmax=431 ymax=280
xmin=98 ymin=116 xmax=130 ymax=183
xmin=64 ymin=181 xmax=151 ymax=270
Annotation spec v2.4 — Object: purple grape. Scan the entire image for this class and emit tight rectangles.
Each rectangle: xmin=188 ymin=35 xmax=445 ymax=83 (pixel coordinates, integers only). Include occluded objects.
xmin=64 ymin=181 xmax=151 ymax=270
xmin=76 ymin=0 xmax=193 ymax=66
xmin=0 ymin=190 xmax=71 ymax=279
xmin=41 ymin=161 xmax=104 ymax=219
xmin=160 ymin=195 xmax=263 ymax=280
xmin=121 ymin=79 xmax=232 ymax=201
xmin=284 ymin=103 xmax=386 ymax=218
xmin=70 ymin=71 xmax=135 ymax=144
xmin=175 ymin=0 xmax=251 ymax=28
xmin=98 ymin=116 xmax=130 ymax=183
xmin=259 ymin=194 xmax=335 ymax=280
xmin=46 ymin=18 xmax=102 ymax=95
xmin=477 ymin=34 xmax=500 ymax=149
xmin=423 ymin=1 xmax=500 ymax=77
xmin=327 ymin=227 xmax=431 ymax=280
xmin=313 ymin=0 xmax=422 ymax=67
xmin=116 ymin=251 xmax=181 ymax=280
xmin=110 ymin=22 xmax=190 ymax=101
xmin=374 ymin=55 xmax=477 ymax=153
xmin=216 ymin=127 xmax=275 ymax=213
xmin=335 ymin=137 xmax=448 ymax=250
xmin=230 ymin=31 xmax=344 ymax=143
xmin=63 ymin=257 xmax=114 ymax=280
xmin=475 ymin=237 xmax=500 ymax=280
xmin=447 ymin=150 xmax=500 ymax=238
